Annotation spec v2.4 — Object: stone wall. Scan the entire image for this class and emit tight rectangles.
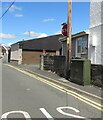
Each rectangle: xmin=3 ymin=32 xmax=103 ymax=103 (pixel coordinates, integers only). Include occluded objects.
xmin=91 ymin=64 xmax=103 ymax=87
xmin=40 ymin=55 xmax=103 ymax=87
xmin=40 ymin=55 xmax=66 ymax=77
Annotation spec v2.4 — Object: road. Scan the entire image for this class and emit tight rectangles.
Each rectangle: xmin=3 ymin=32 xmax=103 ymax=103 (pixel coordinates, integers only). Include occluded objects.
xmin=1 ymin=64 xmax=102 ymax=119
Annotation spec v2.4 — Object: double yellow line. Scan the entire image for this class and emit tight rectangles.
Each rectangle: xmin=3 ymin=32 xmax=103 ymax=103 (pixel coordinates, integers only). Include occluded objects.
xmin=5 ymin=64 xmax=103 ymax=112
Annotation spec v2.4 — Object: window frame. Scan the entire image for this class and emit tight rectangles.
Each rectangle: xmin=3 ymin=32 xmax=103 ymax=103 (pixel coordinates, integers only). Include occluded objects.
xmin=76 ymin=37 xmax=87 ymax=55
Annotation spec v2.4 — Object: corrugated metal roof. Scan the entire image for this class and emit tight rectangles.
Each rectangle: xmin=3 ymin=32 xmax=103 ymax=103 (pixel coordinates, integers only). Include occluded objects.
xmin=14 ymin=34 xmax=63 ymax=51
xmin=11 ymin=31 xmax=89 ymax=51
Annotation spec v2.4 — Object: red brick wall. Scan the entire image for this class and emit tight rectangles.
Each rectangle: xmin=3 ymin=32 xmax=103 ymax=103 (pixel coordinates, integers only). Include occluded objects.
xmin=22 ymin=51 xmax=56 ymax=64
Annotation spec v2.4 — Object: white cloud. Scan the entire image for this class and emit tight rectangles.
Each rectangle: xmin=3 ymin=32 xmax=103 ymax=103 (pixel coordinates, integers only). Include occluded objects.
xmin=22 ymin=31 xmax=47 ymax=38
xmin=42 ymin=18 xmax=56 ymax=22
xmin=9 ymin=5 xmax=22 ymax=12
xmin=37 ymin=33 xmax=47 ymax=38
xmin=15 ymin=14 xmax=24 ymax=17
xmin=7 ymin=43 xmax=13 ymax=46
xmin=0 ymin=33 xmax=16 ymax=39
xmin=55 ymin=31 xmax=61 ymax=35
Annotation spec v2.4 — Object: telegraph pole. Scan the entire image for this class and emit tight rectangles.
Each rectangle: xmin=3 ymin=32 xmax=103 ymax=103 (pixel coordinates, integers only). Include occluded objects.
xmin=28 ymin=31 xmax=31 ymax=38
xmin=67 ymin=0 xmax=72 ymax=65
xmin=64 ymin=0 xmax=72 ymax=79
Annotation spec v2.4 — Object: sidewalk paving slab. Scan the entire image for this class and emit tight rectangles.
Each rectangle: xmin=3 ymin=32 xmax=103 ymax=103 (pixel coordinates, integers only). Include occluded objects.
xmin=8 ymin=63 xmax=103 ymax=100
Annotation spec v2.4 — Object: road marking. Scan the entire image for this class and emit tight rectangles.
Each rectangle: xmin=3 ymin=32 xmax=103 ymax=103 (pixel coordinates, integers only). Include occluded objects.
xmin=41 ymin=78 xmax=103 ymax=108
xmin=40 ymin=108 xmax=53 ymax=119
xmin=4 ymin=64 xmax=103 ymax=100
xmin=5 ymin=64 xmax=102 ymax=101
xmin=57 ymin=106 xmax=85 ymax=119
xmin=38 ymin=77 xmax=103 ymax=111
xmin=28 ymin=68 xmax=102 ymax=101
xmin=1 ymin=111 xmax=31 ymax=119
xmin=26 ymin=88 xmax=30 ymax=91
xmin=5 ymin=64 xmax=103 ymax=112
xmin=36 ymin=76 xmax=103 ymax=109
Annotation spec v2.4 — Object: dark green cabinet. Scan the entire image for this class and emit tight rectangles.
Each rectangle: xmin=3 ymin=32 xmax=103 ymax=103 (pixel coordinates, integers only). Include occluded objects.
xmin=70 ymin=59 xmax=91 ymax=86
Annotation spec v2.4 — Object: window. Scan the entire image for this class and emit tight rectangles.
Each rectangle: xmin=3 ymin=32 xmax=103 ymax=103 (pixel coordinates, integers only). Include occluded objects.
xmin=77 ymin=37 xmax=87 ymax=54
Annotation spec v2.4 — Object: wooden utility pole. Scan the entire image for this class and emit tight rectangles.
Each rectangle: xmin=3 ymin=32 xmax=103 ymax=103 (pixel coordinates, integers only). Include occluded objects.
xmin=67 ymin=0 xmax=72 ymax=65
xmin=28 ymin=31 xmax=31 ymax=38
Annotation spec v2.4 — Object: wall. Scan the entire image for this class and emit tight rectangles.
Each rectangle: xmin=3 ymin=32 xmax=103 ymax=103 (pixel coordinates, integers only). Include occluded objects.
xmin=91 ymin=64 xmax=103 ymax=87
xmin=101 ymin=24 xmax=103 ymax=64
xmin=2 ymin=53 xmax=8 ymax=63
xmin=72 ymin=38 xmax=76 ymax=57
xmin=88 ymin=25 xmax=101 ymax=64
xmin=22 ymin=51 xmax=56 ymax=64
xmin=101 ymin=2 xmax=103 ymax=64
xmin=62 ymin=39 xmax=76 ymax=59
xmin=89 ymin=1 xmax=102 ymax=65
xmin=62 ymin=41 xmax=67 ymax=57
xmin=11 ymin=43 xmax=22 ymax=64
xmin=0 ymin=45 xmax=2 ymax=58
xmin=1 ymin=46 xmax=10 ymax=63
xmin=40 ymin=55 xmax=66 ymax=77
xmin=62 ymin=35 xmax=88 ymax=59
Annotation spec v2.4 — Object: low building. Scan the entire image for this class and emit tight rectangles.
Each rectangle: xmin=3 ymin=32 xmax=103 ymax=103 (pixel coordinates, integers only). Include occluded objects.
xmin=11 ymin=31 xmax=89 ymax=65
xmin=0 ymin=44 xmax=2 ymax=58
xmin=59 ymin=30 xmax=89 ymax=59
xmin=10 ymin=34 xmax=62 ymax=64
xmin=0 ymin=44 xmax=10 ymax=62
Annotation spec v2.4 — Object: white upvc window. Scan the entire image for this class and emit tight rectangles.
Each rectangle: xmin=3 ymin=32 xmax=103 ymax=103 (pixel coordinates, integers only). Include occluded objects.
xmin=77 ymin=37 xmax=87 ymax=54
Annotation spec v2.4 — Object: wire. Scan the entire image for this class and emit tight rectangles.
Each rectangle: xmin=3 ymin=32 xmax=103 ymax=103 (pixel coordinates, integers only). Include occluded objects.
xmin=0 ymin=0 xmax=16 ymax=20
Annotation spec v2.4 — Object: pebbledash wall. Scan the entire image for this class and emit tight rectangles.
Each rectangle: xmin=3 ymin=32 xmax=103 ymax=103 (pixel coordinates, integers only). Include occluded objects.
xmin=88 ymin=1 xmax=103 ymax=87
xmin=89 ymin=1 xmax=103 ymax=65
xmin=11 ymin=43 xmax=22 ymax=64
xmin=102 ymin=1 xmax=103 ymax=64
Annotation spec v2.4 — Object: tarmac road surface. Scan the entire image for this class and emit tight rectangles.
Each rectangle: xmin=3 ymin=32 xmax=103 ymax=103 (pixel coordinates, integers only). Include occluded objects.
xmin=1 ymin=64 xmax=103 ymax=119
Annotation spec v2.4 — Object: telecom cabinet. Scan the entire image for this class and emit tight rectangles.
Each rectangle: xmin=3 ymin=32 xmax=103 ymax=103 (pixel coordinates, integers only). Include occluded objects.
xmin=70 ymin=59 xmax=91 ymax=86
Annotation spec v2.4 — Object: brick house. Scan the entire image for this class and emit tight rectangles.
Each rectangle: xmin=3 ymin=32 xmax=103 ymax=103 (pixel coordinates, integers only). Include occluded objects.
xmin=10 ymin=34 xmax=62 ymax=64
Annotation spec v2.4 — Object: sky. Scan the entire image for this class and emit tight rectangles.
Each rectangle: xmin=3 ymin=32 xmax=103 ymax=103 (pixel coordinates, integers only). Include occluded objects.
xmin=0 ymin=2 xmax=90 ymax=46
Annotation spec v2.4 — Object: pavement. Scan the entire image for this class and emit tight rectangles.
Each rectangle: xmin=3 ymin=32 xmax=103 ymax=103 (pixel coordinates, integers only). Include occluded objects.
xmin=2 ymin=64 xmax=102 ymax=119
xmin=7 ymin=62 xmax=103 ymax=101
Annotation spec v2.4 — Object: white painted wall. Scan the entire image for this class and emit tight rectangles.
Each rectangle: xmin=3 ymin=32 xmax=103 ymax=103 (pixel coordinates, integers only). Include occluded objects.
xmin=101 ymin=2 xmax=103 ymax=64
xmin=11 ymin=43 xmax=22 ymax=64
xmin=88 ymin=1 xmax=103 ymax=65
xmin=11 ymin=50 xmax=21 ymax=61
xmin=0 ymin=45 xmax=9 ymax=63
xmin=101 ymin=24 xmax=103 ymax=64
